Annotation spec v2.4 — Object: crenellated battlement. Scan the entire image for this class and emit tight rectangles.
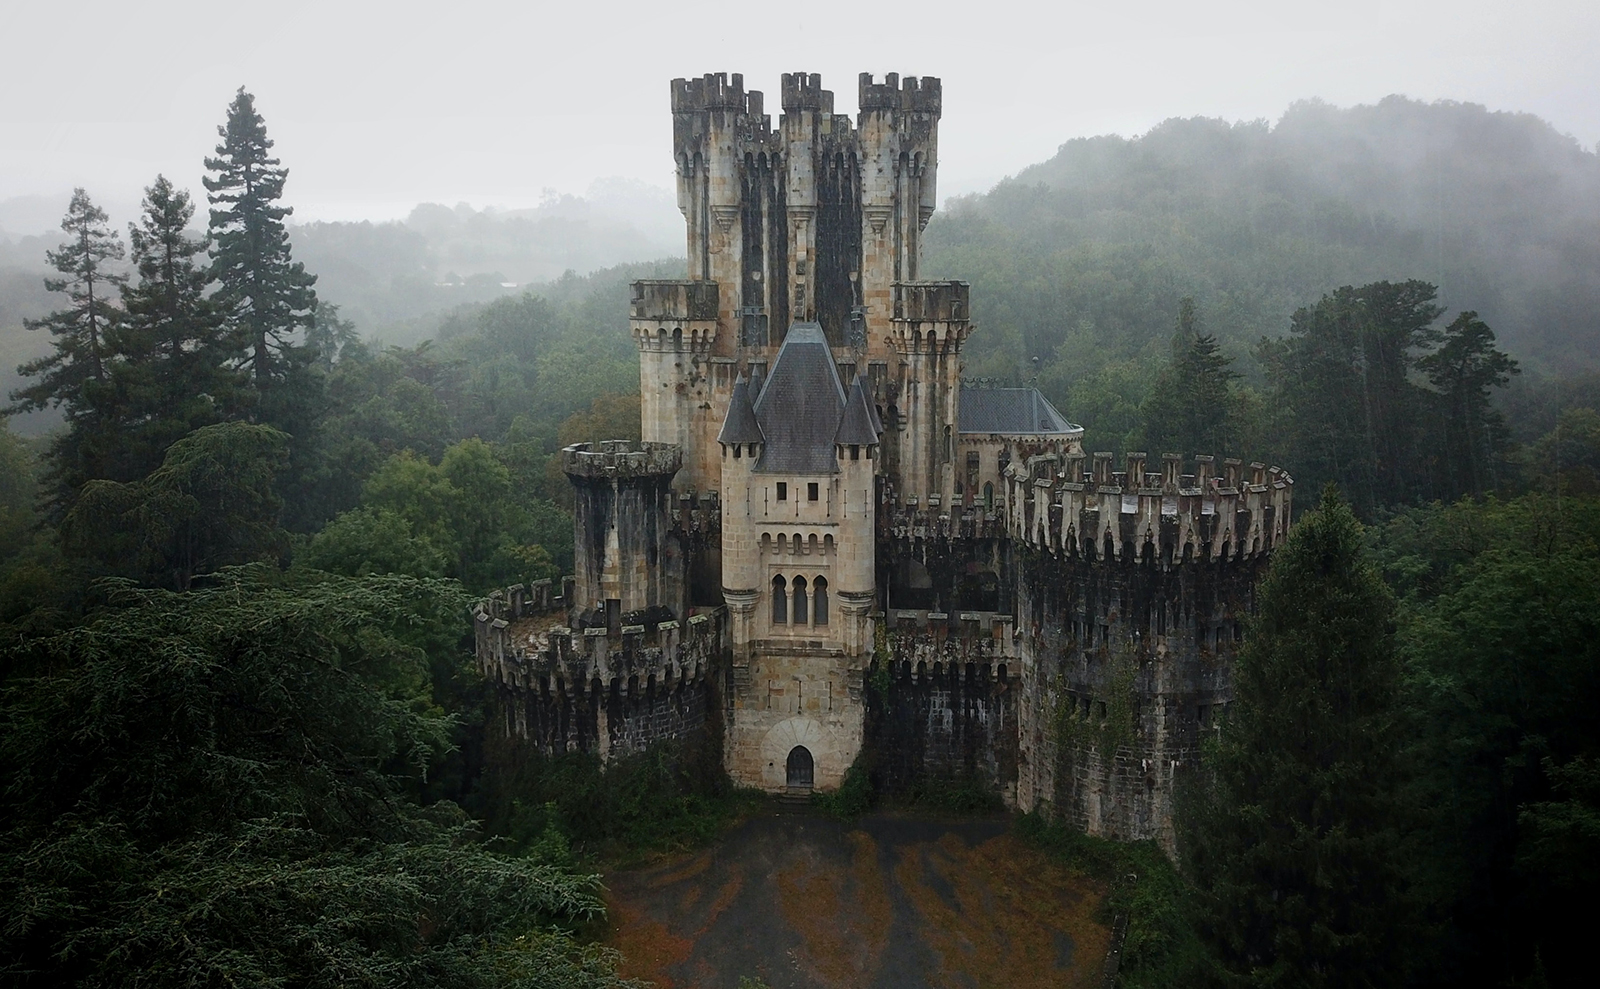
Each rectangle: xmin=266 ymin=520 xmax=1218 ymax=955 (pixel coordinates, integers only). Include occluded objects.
xmin=859 ymin=73 xmax=943 ymax=115
xmin=671 ymin=72 xmax=748 ymax=113
xmin=561 ymin=440 xmax=682 ymax=480
xmin=892 ymin=280 xmax=970 ymax=322
xmin=630 ymin=279 xmax=720 ymax=321
xmin=781 ymin=71 xmax=833 ymax=112
xmin=476 ymin=584 xmax=725 ymax=701
xmin=1000 ymin=450 xmax=1293 ymax=564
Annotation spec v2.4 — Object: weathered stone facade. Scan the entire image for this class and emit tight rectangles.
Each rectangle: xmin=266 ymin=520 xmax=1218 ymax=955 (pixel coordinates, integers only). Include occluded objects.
xmin=474 ymin=72 xmax=1293 ymax=846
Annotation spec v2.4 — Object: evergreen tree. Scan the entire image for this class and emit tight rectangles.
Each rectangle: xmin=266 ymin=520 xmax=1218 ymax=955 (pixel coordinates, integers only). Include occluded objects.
xmin=1416 ymin=310 xmax=1519 ymax=498
xmin=1182 ymin=486 xmax=1414 ymax=988
xmin=203 ymin=88 xmax=318 ymax=393
xmin=1264 ymin=281 xmax=1443 ymax=513
xmin=305 ymin=300 xmax=359 ymax=370
xmin=62 ymin=421 xmax=288 ymax=591
xmin=1142 ymin=298 xmax=1240 ymax=455
xmin=114 ymin=176 xmax=240 ymax=480
xmin=6 ymin=190 xmax=128 ymax=502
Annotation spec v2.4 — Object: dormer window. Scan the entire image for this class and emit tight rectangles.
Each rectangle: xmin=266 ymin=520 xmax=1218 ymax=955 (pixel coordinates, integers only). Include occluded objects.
xmin=776 ymin=482 xmax=788 ymax=501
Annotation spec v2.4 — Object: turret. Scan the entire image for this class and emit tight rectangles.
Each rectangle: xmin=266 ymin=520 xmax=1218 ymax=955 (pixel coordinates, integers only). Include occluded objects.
xmin=562 ymin=441 xmax=684 ymax=630
xmin=833 ymin=373 xmax=881 ymax=656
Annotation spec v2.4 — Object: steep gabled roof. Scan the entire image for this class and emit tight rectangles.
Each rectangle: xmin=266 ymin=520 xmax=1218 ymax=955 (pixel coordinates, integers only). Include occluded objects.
xmin=834 ymin=373 xmax=881 ymax=446
xmin=717 ymin=374 xmax=765 ymax=445
xmin=958 ymin=386 xmax=1080 ymax=436
xmin=752 ymin=323 xmax=846 ymax=474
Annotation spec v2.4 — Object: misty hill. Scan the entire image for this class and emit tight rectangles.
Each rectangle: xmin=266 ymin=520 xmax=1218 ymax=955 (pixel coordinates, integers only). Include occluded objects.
xmin=928 ymin=95 xmax=1600 ymax=394
xmin=291 ymin=180 xmax=683 ymax=341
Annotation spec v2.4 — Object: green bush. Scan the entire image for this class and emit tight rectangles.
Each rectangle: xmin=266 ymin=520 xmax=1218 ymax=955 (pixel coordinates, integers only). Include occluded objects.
xmin=813 ymin=758 xmax=875 ymax=821
xmin=486 ymin=739 xmax=760 ymax=860
xmin=1016 ymin=813 xmax=1206 ymax=989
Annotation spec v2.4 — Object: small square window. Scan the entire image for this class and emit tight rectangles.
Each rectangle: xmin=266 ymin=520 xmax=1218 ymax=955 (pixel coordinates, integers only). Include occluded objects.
xmin=807 ymin=482 xmax=819 ymax=501
xmin=776 ymin=482 xmax=787 ymax=501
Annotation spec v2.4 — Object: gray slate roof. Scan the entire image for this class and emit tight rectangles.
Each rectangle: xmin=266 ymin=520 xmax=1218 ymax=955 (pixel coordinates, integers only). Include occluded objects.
xmin=958 ymin=387 xmax=1080 ymax=435
xmin=834 ymin=374 xmax=881 ymax=446
xmin=717 ymin=374 xmax=765 ymax=445
xmin=752 ymin=323 xmax=846 ymax=474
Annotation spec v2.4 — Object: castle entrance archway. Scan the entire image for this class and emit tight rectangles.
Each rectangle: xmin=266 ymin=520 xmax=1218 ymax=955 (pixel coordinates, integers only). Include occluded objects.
xmin=786 ymin=746 xmax=814 ymax=790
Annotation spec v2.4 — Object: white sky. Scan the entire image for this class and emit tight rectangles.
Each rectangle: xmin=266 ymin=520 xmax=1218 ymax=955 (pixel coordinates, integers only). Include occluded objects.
xmin=1 ymin=0 xmax=1597 ymax=227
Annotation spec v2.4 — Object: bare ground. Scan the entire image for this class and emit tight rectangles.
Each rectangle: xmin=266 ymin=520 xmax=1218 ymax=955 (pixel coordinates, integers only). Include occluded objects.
xmin=605 ymin=811 xmax=1108 ymax=989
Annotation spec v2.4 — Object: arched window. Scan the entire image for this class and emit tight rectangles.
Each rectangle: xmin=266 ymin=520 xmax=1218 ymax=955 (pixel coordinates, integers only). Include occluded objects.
xmin=771 ymin=575 xmax=787 ymax=624
xmin=813 ymin=576 xmax=828 ymax=626
xmin=792 ymin=576 xmax=808 ymax=625
xmin=984 ymin=481 xmax=994 ymax=508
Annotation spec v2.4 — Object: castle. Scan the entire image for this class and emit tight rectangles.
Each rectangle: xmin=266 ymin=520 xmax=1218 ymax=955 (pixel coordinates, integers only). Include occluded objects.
xmin=476 ymin=72 xmax=1293 ymax=845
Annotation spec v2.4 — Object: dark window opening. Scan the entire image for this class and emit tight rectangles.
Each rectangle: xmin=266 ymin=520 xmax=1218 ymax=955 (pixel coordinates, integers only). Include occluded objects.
xmin=793 ymin=576 xmax=808 ymax=625
xmin=807 ymin=482 xmax=819 ymax=501
xmin=776 ymin=482 xmax=788 ymax=501
xmin=850 ymin=444 xmax=860 ymax=460
xmin=813 ymin=576 xmax=829 ymax=625
xmin=771 ymin=576 xmax=787 ymax=623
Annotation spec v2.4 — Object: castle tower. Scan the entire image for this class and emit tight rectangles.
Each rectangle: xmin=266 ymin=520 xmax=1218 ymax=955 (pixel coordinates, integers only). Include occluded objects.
xmin=644 ymin=71 xmax=953 ymax=501
xmin=562 ymin=440 xmax=685 ymax=629
xmin=716 ymin=325 xmax=881 ymax=793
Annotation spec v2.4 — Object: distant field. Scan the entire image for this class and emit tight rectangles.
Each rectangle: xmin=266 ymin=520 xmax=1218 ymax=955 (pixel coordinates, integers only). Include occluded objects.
xmin=606 ymin=812 xmax=1108 ymax=989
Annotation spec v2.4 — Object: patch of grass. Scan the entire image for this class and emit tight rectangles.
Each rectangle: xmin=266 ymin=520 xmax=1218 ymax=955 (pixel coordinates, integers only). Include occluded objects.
xmin=1015 ymin=812 xmax=1208 ymax=988
xmin=903 ymin=774 xmax=1004 ymax=814
xmin=813 ymin=758 xmax=875 ymax=821
xmin=486 ymin=739 xmax=763 ymax=863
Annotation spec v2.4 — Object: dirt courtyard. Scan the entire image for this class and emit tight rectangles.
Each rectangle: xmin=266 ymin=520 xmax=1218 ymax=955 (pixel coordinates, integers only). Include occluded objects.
xmin=605 ymin=812 xmax=1109 ymax=989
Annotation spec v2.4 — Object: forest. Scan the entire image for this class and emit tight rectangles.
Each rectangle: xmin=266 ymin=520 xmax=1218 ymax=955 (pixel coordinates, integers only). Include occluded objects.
xmin=1 ymin=87 xmax=1597 ymax=988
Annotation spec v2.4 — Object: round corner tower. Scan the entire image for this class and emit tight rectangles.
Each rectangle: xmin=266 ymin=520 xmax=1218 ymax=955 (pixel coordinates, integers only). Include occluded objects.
xmin=562 ymin=440 xmax=686 ymax=629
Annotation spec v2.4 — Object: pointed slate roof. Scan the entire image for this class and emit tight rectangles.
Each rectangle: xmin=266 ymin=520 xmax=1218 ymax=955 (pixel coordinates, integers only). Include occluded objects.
xmin=958 ymin=386 xmax=1080 ymax=435
xmin=717 ymin=374 xmax=765 ymax=445
xmin=835 ymin=373 xmax=881 ymax=446
xmin=752 ymin=323 xmax=847 ymax=474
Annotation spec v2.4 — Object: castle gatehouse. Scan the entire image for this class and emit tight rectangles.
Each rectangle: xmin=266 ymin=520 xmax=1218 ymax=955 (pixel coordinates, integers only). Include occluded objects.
xmin=474 ymin=71 xmax=1292 ymax=846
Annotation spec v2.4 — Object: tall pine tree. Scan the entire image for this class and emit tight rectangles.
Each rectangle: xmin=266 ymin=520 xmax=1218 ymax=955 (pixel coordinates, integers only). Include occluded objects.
xmin=1416 ymin=310 xmax=1518 ymax=499
xmin=1182 ymin=486 xmax=1414 ymax=988
xmin=7 ymin=189 xmax=129 ymax=504
xmin=1264 ymin=281 xmax=1443 ymax=513
xmin=204 ymin=88 xmax=318 ymax=397
xmin=115 ymin=175 xmax=241 ymax=480
xmin=1142 ymin=297 xmax=1241 ymax=455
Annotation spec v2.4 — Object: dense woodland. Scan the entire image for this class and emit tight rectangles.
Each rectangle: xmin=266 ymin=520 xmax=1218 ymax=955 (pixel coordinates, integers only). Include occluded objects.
xmin=1 ymin=89 xmax=1597 ymax=987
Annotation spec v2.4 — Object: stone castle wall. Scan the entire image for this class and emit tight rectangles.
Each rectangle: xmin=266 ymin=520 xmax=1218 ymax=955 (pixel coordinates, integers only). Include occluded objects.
xmin=475 ymin=579 xmax=727 ymax=760
xmin=865 ymin=610 xmax=1019 ymax=801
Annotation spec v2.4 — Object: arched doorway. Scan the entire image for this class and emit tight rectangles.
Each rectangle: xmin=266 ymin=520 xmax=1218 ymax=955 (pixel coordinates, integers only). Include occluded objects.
xmin=786 ymin=745 xmax=814 ymax=790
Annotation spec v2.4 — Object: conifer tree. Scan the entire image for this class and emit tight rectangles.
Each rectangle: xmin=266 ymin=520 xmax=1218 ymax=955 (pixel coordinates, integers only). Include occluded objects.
xmin=204 ymin=88 xmax=318 ymax=393
xmin=1265 ymin=281 xmax=1442 ymax=512
xmin=1417 ymin=310 xmax=1519 ymax=498
xmin=1182 ymin=486 xmax=1414 ymax=988
xmin=1142 ymin=298 xmax=1240 ymax=455
xmin=7 ymin=189 xmax=129 ymax=502
xmin=115 ymin=175 xmax=240 ymax=479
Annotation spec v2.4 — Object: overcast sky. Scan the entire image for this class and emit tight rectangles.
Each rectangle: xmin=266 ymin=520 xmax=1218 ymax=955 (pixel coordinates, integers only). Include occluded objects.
xmin=2 ymin=0 xmax=1597 ymax=229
